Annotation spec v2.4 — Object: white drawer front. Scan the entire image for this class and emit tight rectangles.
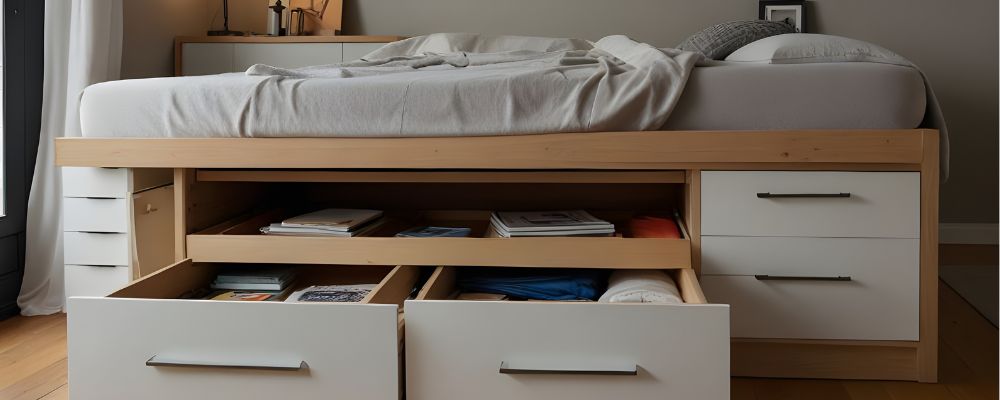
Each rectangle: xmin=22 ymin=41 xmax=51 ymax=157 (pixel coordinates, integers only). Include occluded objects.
xmin=405 ymin=301 xmax=730 ymax=400
xmin=65 ymin=265 xmax=129 ymax=298
xmin=68 ymin=298 xmax=401 ymax=400
xmin=64 ymin=197 xmax=130 ymax=233
xmin=64 ymin=232 xmax=130 ymax=266
xmin=234 ymin=43 xmax=343 ymax=71
xmin=702 ymin=171 xmax=919 ymax=238
xmin=343 ymin=43 xmax=386 ymax=61
xmin=701 ymin=237 xmax=919 ymax=340
xmin=182 ymin=43 xmax=235 ymax=75
xmin=62 ymin=167 xmax=128 ymax=198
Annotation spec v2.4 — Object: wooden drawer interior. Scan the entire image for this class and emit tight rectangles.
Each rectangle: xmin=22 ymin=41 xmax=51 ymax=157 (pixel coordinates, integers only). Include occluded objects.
xmin=415 ymin=266 xmax=707 ymax=305
xmin=109 ymin=259 xmax=424 ymax=307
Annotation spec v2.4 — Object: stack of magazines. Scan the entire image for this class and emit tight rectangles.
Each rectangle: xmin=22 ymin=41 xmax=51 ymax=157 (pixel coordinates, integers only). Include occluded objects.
xmin=488 ymin=210 xmax=615 ymax=237
xmin=206 ymin=266 xmax=298 ymax=301
xmin=261 ymin=208 xmax=384 ymax=237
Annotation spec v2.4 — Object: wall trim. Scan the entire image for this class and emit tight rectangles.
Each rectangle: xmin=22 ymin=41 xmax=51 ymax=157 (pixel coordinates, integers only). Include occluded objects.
xmin=939 ymin=223 xmax=998 ymax=245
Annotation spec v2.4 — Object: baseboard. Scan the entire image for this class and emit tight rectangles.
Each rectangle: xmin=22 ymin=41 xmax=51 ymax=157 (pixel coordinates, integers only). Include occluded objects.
xmin=940 ymin=223 xmax=998 ymax=245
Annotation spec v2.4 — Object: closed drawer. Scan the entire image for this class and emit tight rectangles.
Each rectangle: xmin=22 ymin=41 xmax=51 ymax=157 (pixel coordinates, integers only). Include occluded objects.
xmin=68 ymin=260 xmax=418 ymax=400
xmin=63 ymin=167 xmax=172 ymax=198
xmin=701 ymin=236 xmax=919 ymax=340
xmin=64 ymin=197 xmax=130 ymax=233
xmin=702 ymin=171 xmax=919 ymax=238
xmin=64 ymin=232 xmax=130 ymax=266
xmin=181 ymin=43 xmax=235 ymax=76
xmin=234 ymin=43 xmax=343 ymax=71
xmin=65 ymin=265 xmax=130 ymax=298
xmin=343 ymin=43 xmax=386 ymax=61
xmin=405 ymin=267 xmax=729 ymax=400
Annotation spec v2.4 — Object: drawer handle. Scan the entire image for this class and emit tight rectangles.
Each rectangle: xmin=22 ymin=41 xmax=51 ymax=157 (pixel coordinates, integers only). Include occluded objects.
xmin=498 ymin=361 xmax=637 ymax=376
xmin=755 ymin=275 xmax=852 ymax=282
xmin=146 ymin=355 xmax=307 ymax=372
xmin=756 ymin=192 xmax=851 ymax=199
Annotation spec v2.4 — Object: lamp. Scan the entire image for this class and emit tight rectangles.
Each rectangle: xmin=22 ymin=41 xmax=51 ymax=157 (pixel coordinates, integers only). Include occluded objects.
xmin=208 ymin=0 xmax=243 ymax=36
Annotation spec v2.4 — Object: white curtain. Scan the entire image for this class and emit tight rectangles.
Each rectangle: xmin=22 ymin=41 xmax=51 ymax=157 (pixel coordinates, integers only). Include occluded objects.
xmin=17 ymin=0 xmax=122 ymax=315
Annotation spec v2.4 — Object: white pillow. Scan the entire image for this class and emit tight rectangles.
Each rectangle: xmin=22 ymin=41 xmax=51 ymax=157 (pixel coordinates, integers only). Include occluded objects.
xmin=725 ymin=33 xmax=910 ymax=66
xmin=363 ymin=33 xmax=593 ymax=59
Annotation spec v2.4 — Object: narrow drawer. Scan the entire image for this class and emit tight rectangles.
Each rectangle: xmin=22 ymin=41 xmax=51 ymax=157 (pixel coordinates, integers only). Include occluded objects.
xmin=701 ymin=237 xmax=919 ymax=340
xmin=65 ymin=265 xmax=130 ymax=298
xmin=68 ymin=260 xmax=418 ymax=400
xmin=64 ymin=232 xmax=130 ymax=266
xmin=405 ymin=267 xmax=729 ymax=400
xmin=62 ymin=167 xmax=172 ymax=198
xmin=702 ymin=171 xmax=919 ymax=238
xmin=233 ymin=43 xmax=343 ymax=71
xmin=64 ymin=197 xmax=130 ymax=233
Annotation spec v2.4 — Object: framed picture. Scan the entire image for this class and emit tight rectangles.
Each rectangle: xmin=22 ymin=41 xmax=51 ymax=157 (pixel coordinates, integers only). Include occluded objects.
xmin=759 ymin=0 xmax=807 ymax=33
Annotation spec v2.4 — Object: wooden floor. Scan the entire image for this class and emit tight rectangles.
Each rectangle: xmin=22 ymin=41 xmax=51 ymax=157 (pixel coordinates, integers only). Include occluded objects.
xmin=0 ymin=282 xmax=995 ymax=400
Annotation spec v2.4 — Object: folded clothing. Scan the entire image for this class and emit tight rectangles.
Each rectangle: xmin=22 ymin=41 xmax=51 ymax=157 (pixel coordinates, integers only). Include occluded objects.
xmin=598 ymin=270 xmax=682 ymax=304
xmin=456 ymin=268 xmax=607 ymax=301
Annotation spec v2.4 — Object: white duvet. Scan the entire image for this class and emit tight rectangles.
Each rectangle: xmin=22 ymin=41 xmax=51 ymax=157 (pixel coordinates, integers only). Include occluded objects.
xmin=81 ymin=34 xmax=701 ymax=138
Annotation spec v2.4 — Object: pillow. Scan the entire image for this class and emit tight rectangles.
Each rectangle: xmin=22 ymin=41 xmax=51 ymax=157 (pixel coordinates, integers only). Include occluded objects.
xmin=363 ymin=33 xmax=593 ymax=60
xmin=725 ymin=33 xmax=910 ymax=66
xmin=676 ymin=20 xmax=796 ymax=60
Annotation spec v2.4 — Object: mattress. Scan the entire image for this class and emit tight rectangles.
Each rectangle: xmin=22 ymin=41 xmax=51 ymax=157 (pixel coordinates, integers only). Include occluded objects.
xmin=80 ymin=62 xmax=926 ymax=138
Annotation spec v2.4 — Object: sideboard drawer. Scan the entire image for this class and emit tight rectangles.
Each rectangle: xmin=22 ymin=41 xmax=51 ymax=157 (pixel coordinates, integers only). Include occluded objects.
xmin=700 ymin=237 xmax=919 ymax=340
xmin=64 ymin=197 xmax=130 ymax=233
xmin=702 ymin=171 xmax=919 ymax=238
xmin=68 ymin=260 xmax=416 ymax=400
xmin=233 ymin=43 xmax=343 ymax=71
xmin=64 ymin=232 xmax=130 ymax=266
xmin=405 ymin=267 xmax=729 ymax=400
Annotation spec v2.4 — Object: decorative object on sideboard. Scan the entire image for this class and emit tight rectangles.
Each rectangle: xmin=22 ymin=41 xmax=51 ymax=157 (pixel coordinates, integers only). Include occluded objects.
xmin=759 ymin=0 xmax=807 ymax=33
xmin=207 ymin=0 xmax=244 ymax=36
xmin=268 ymin=0 xmax=287 ymax=36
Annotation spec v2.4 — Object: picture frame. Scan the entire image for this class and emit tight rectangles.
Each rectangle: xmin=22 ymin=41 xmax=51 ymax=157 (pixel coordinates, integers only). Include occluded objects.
xmin=759 ymin=0 xmax=807 ymax=33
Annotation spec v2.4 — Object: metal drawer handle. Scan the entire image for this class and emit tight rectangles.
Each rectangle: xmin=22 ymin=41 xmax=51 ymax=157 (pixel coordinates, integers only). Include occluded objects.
xmin=757 ymin=192 xmax=851 ymax=199
xmin=499 ymin=361 xmax=637 ymax=376
xmin=146 ymin=355 xmax=307 ymax=372
xmin=755 ymin=275 xmax=852 ymax=282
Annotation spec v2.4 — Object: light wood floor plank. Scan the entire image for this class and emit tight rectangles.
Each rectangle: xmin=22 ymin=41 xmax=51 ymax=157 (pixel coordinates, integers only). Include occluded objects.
xmin=38 ymin=384 xmax=67 ymax=400
xmin=0 ymin=358 xmax=67 ymax=400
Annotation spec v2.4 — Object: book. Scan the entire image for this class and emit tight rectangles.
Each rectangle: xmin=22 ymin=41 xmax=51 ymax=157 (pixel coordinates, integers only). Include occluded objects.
xmin=395 ymin=226 xmax=472 ymax=238
xmin=490 ymin=210 xmax=613 ymax=232
xmin=486 ymin=223 xmax=614 ymax=238
xmin=284 ymin=284 xmax=377 ymax=303
xmin=280 ymin=208 xmax=383 ymax=232
xmin=261 ymin=218 xmax=384 ymax=237
xmin=207 ymin=290 xmax=282 ymax=301
xmin=214 ymin=266 xmax=297 ymax=284
xmin=210 ymin=281 xmax=290 ymax=291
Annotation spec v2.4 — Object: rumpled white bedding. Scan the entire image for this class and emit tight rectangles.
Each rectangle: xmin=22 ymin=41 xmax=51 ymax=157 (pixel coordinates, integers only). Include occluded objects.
xmin=598 ymin=269 xmax=683 ymax=304
xmin=81 ymin=34 xmax=700 ymax=138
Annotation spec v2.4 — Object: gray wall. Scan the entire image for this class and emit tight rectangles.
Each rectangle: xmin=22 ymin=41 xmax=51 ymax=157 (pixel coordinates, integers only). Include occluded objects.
xmin=343 ymin=0 xmax=999 ymax=224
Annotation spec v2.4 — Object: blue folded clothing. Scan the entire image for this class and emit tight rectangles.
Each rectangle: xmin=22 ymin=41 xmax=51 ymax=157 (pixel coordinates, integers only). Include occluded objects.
xmin=456 ymin=268 xmax=607 ymax=301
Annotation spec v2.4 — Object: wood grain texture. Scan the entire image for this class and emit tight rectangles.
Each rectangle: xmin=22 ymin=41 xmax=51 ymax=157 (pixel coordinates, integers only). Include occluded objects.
xmin=919 ymin=130 xmax=941 ymax=383
xmin=196 ymin=169 xmax=688 ymax=184
xmin=54 ymin=130 xmax=930 ymax=169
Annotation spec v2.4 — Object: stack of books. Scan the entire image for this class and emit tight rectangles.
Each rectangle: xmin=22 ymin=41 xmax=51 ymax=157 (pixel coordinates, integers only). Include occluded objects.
xmin=207 ymin=266 xmax=298 ymax=301
xmin=261 ymin=208 xmax=384 ymax=237
xmin=488 ymin=210 xmax=615 ymax=237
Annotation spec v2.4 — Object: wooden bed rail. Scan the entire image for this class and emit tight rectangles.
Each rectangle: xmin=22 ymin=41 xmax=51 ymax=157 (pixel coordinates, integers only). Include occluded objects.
xmin=54 ymin=130 xmax=935 ymax=169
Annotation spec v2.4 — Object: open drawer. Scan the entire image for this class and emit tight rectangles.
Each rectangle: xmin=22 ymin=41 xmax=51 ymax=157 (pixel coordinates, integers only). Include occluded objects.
xmin=187 ymin=210 xmax=692 ymax=269
xmin=66 ymin=259 xmax=419 ymax=400
xmin=404 ymin=267 xmax=730 ymax=400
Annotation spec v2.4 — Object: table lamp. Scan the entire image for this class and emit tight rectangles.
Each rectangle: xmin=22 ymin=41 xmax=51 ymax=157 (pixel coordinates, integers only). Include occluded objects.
xmin=208 ymin=0 xmax=243 ymax=36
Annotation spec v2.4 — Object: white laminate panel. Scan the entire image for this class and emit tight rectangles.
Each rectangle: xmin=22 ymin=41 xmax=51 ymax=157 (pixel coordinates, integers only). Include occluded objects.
xmin=343 ymin=43 xmax=386 ymax=61
xmin=62 ymin=167 xmax=129 ymax=198
xmin=67 ymin=298 xmax=401 ymax=400
xmin=181 ymin=43 xmax=235 ymax=76
xmin=233 ymin=43 xmax=343 ymax=71
xmin=64 ymin=232 xmax=130 ymax=266
xmin=64 ymin=265 xmax=130 ymax=298
xmin=405 ymin=300 xmax=730 ymax=400
xmin=63 ymin=197 xmax=130 ymax=233
xmin=132 ymin=186 xmax=175 ymax=277
xmin=701 ymin=171 xmax=920 ymax=238
xmin=700 ymin=237 xmax=920 ymax=340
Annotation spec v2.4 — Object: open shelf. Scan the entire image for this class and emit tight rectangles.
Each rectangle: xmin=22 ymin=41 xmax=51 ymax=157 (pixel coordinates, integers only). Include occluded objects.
xmin=187 ymin=210 xmax=691 ymax=269
xmin=196 ymin=169 xmax=687 ymax=184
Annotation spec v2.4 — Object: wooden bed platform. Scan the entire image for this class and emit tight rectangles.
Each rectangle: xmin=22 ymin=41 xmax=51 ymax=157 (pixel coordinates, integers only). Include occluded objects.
xmin=55 ymin=129 xmax=941 ymax=383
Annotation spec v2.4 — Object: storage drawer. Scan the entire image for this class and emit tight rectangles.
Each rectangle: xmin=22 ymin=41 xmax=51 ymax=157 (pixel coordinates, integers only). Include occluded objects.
xmin=343 ymin=43 xmax=386 ymax=61
xmin=233 ymin=43 xmax=343 ymax=71
xmin=63 ymin=167 xmax=172 ymax=198
xmin=64 ymin=197 xmax=130 ymax=233
xmin=701 ymin=237 xmax=919 ymax=340
xmin=64 ymin=232 xmax=130 ymax=266
xmin=68 ymin=260 xmax=418 ymax=400
xmin=702 ymin=171 xmax=919 ymax=238
xmin=65 ymin=265 xmax=130 ymax=298
xmin=181 ymin=43 xmax=235 ymax=76
xmin=405 ymin=267 xmax=729 ymax=400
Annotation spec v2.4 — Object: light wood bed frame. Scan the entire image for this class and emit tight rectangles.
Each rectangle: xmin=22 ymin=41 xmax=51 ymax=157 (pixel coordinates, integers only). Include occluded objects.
xmin=55 ymin=129 xmax=940 ymax=382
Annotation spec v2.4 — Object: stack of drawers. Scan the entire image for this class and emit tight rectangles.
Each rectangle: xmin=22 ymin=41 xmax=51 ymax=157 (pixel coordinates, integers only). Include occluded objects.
xmin=62 ymin=168 xmax=174 ymax=298
xmin=699 ymin=171 xmax=921 ymax=341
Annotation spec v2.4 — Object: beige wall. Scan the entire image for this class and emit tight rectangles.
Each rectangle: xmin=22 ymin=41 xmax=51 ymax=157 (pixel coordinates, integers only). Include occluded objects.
xmin=122 ymin=0 xmax=998 ymax=223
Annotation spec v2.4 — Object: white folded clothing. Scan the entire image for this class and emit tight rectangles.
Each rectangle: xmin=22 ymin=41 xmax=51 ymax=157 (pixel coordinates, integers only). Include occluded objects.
xmin=598 ymin=270 xmax=682 ymax=304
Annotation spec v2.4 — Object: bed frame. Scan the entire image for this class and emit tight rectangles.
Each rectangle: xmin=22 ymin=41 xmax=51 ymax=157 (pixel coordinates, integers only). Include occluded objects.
xmin=55 ymin=129 xmax=940 ymax=383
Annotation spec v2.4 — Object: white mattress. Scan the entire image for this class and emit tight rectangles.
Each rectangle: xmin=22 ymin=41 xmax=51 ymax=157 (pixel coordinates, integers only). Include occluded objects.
xmin=80 ymin=62 xmax=926 ymax=138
